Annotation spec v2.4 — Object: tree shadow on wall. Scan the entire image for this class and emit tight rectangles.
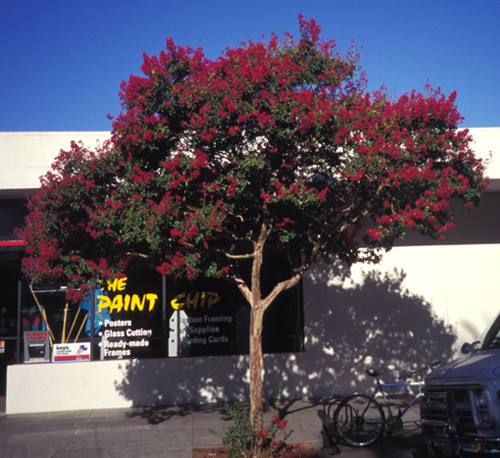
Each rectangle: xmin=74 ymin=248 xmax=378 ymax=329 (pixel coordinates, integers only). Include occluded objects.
xmin=263 ymin=264 xmax=457 ymax=401
xmin=114 ymin=263 xmax=457 ymax=421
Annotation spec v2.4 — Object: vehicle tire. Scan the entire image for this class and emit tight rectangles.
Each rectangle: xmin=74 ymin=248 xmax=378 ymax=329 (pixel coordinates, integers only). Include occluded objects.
xmin=421 ymin=427 xmax=439 ymax=456
xmin=333 ymin=394 xmax=385 ymax=447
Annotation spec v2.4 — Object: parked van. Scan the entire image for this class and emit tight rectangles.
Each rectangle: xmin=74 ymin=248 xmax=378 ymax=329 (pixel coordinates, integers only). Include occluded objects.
xmin=420 ymin=312 xmax=500 ymax=456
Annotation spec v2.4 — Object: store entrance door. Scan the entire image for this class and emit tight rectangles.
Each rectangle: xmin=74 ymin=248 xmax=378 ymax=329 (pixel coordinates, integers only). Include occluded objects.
xmin=0 ymin=253 xmax=22 ymax=403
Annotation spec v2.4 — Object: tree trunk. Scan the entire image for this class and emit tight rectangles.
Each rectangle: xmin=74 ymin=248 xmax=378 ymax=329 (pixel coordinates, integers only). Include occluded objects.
xmin=248 ymin=224 xmax=267 ymax=429
xmin=249 ymin=302 xmax=265 ymax=429
xmin=241 ymin=223 xmax=303 ymax=429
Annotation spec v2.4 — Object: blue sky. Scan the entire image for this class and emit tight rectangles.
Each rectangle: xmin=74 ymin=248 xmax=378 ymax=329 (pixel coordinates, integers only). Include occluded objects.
xmin=1 ymin=0 xmax=499 ymax=132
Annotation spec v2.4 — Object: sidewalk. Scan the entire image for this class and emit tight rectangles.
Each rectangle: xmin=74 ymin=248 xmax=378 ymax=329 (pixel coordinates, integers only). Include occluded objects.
xmin=0 ymin=399 xmax=430 ymax=458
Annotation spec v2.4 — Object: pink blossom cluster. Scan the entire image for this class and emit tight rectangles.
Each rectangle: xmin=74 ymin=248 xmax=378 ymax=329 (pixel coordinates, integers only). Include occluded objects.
xmin=16 ymin=16 xmax=487 ymax=299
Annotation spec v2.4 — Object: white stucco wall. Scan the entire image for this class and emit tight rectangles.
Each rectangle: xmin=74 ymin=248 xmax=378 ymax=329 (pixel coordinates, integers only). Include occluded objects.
xmin=0 ymin=132 xmax=110 ymax=193
xmin=0 ymin=127 xmax=497 ymax=191
xmin=3 ymin=128 xmax=500 ymax=414
xmin=470 ymin=127 xmax=500 ymax=186
xmin=7 ymin=242 xmax=500 ymax=414
xmin=356 ymin=244 xmax=500 ymax=343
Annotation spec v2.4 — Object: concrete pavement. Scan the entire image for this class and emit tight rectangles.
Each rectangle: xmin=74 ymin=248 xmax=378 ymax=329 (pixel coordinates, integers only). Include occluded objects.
xmin=0 ymin=399 xmax=431 ymax=457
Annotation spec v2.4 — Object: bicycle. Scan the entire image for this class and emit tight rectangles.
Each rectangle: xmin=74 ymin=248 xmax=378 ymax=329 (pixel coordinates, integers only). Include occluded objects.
xmin=332 ymin=361 xmax=441 ymax=447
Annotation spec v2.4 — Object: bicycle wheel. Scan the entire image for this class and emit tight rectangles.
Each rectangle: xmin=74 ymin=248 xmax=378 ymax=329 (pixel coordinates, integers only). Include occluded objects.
xmin=333 ymin=394 xmax=385 ymax=447
xmin=325 ymin=395 xmax=343 ymax=419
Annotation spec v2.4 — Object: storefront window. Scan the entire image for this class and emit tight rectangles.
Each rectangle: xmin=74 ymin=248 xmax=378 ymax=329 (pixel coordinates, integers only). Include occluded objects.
xmin=21 ymin=249 xmax=304 ymax=363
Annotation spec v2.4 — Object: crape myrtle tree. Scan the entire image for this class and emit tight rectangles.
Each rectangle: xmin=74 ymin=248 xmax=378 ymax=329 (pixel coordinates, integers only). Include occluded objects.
xmin=18 ymin=17 xmax=487 ymax=425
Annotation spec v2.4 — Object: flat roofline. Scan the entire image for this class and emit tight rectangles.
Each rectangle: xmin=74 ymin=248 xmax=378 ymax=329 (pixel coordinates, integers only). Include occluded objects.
xmin=0 ymin=128 xmax=498 ymax=192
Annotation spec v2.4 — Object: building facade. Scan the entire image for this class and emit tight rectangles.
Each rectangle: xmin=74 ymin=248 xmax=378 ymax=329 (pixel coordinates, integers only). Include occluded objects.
xmin=1 ymin=129 xmax=499 ymax=414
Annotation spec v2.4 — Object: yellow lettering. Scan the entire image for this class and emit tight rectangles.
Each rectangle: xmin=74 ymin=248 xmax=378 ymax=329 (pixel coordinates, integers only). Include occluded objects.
xmin=107 ymin=277 xmax=128 ymax=292
xmin=110 ymin=294 xmax=124 ymax=313
xmin=123 ymin=294 xmax=131 ymax=311
xmin=117 ymin=277 xmax=127 ymax=291
xmin=97 ymin=295 xmax=110 ymax=314
xmin=130 ymin=294 xmax=145 ymax=311
xmin=170 ymin=291 xmax=220 ymax=310
xmin=171 ymin=293 xmax=185 ymax=310
xmin=207 ymin=291 xmax=220 ymax=308
xmin=100 ymin=293 xmax=158 ymax=313
xmin=146 ymin=293 xmax=158 ymax=311
xmin=98 ymin=275 xmax=158 ymax=314
xmin=186 ymin=292 xmax=200 ymax=309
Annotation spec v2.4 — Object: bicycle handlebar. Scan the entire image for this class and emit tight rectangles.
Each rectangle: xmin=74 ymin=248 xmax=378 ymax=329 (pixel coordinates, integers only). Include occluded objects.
xmin=366 ymin=368 xmax=386 ymax=377
xmin=397 ymin=360 xmax=441 ymax=380
xmin=366 ymin=361 xmax=441 ymax=381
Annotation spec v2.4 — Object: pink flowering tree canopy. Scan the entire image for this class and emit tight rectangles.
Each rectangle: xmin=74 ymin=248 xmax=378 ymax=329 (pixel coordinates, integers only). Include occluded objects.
xmin=18 ymin=17 xmax=487 ymax=423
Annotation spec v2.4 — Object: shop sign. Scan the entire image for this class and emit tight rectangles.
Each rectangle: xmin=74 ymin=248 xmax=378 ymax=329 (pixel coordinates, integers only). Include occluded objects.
xmin=97 ymin=275 xmax=158 ymax=360
xmin=24 ymin=331 xmax=50 ymax=363
xmin=40 ymin=248 xmax=303 ymax=362
xmin=167 ymin=282 xmax=235 ymax=357
xmin=99 ymin=319 xmax=154 ymax=359
xmin=52 ymin=343 xmax=91 ymax=362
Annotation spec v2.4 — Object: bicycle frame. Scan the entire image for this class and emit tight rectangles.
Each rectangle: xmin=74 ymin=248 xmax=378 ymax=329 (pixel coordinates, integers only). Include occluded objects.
xmin=367 ymin=377 xmax=424 ymax=419
xmin=332 ymin=362 xmax=441 ymax=448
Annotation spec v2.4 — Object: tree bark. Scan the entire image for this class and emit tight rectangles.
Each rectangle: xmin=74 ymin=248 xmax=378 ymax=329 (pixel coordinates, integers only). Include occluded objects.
xmin=240 ymin=223 xmax=305 ymax=428
xmin=247 ymin=223 xmax=267 ymax=428
xmin=249 ymin=302 xmax=265 ymax=429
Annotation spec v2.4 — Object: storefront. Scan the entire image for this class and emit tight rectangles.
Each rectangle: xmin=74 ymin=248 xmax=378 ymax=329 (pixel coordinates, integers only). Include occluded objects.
xmin=19 ymin=250 xmax=303 ymax=362
xmin=0 ymin=133 xmax=307 ymax=413
xmin=0 ymin=251 xmax=23 ymax=396
xmin=0 ymin=197 xmax=29 ymax=397
xmin=2 ymin=245 xmax=305 ymax=415
xmin=2 ymin=129 xmax=500 ymax=414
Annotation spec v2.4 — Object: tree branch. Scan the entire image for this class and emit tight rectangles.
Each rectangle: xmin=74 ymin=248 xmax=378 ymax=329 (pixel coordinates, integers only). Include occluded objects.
xmin=262 ymin=270 xmax=304 ymax=312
